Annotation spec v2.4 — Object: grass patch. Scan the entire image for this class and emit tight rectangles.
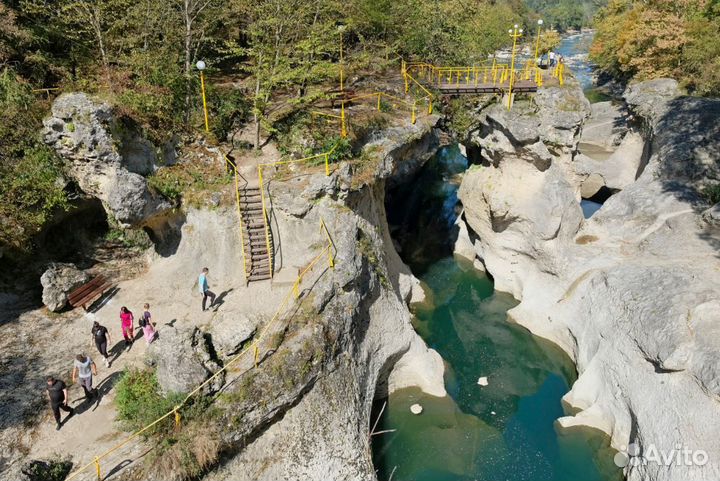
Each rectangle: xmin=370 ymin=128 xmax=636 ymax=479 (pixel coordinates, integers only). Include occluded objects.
xmin=144 ymin=421 xmax=220 ymax=481
xmin=147 ymin=160 xmax=233 ymax=208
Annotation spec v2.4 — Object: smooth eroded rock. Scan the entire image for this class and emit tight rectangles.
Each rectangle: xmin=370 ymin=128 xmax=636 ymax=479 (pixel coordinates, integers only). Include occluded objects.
xmin=40 ymin=263 xmax=91 ymax=312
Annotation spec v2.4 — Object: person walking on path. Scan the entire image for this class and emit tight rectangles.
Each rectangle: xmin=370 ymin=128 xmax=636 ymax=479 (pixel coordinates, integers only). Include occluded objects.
xmin=91 ymin=321 xmax=112 ymax=367
xmin=46 ymin=376 xmax=74 ymax=431
xmin=198 ymin=267 xmax=216 ymax=311
xmin=72 ymin=354 xmax=98 ymax=399
xmin=140 ymin=303 xmax=157 ymax=345
xmin=120 ymin=306 xmax=134 ymax=349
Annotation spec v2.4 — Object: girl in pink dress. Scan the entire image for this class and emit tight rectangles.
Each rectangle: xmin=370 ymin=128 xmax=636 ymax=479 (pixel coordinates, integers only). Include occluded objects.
xmin=140 ymin=303 xmax=157 ymax=344
xmin=120 ymin=306 xmax=134 ymax=349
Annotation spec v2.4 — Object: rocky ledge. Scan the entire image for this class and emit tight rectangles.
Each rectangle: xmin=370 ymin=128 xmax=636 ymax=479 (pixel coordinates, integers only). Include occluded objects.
xmin=457 ymin=77 xmax=720 ymax=480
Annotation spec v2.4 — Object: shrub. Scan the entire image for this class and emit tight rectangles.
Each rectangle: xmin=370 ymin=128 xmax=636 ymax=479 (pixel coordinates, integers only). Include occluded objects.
xmin=114 ymin=369 xmax=184 ymax=435
xmin=144 ymin=422 xmax=220 ymax=481
xmin=702 ymin=183 xmax=720 ymax=205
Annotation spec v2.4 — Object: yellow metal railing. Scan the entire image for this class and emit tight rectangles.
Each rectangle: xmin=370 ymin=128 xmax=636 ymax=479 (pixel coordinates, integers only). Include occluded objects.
xmin=256 ymin=142 xmax=343 ymax=279
xmin=63 ymin=220 xmax=336 ymax=481
xmin=225 ymin=154 xmax=249 ymax=285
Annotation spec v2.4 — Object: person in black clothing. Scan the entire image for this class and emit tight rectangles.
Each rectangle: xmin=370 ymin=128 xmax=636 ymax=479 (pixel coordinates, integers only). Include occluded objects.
xmin=46 ymin=376 xmax=74 ymax=431
xmin=91 ymin=321 xmax=112 ymax=367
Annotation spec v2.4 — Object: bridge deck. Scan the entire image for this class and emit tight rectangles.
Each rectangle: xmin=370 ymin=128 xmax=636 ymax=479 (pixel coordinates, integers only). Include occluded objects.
xmin=437 ymin=80 xmax=538 ymax=95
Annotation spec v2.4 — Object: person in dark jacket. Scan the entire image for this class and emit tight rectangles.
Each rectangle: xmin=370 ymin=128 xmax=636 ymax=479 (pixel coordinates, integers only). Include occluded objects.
xmin=46 ymin=376 xmax=74 ymax=430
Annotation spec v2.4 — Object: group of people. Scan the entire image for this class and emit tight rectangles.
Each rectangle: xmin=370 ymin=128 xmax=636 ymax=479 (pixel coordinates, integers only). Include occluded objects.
xmin=546 ymin=51 xmax=564 ymax=67
xmin=46 ymin=268 xmax=219 ymax=431
xmin=46 ymin=303 xmax=158 ymax=431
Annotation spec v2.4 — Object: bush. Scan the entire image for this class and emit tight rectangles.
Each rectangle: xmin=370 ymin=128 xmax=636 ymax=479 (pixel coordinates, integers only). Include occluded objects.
xmin=702 ymin=183 xmax=720 ymax=205
xmin=144 ymin=422 xmax=221 ymax=481
xmin=114 ymin=369 xmax=184 ymax=435
xmin=0 ymin=70 xmax=69 ymax=254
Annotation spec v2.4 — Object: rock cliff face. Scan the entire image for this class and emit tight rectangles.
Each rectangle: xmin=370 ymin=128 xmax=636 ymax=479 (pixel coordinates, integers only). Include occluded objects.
xmin=43 ymin=93 xmax=171 ymax=227
xmin=126 ymin=116 xmax=445 ymax=481
xmin=457 ymin=78 xmax=720 ymax=481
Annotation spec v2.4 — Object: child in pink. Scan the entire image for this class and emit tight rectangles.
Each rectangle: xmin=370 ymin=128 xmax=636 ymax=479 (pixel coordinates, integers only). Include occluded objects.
xmin=120 ymin=306 xmax=134 ymax=349
xmin=140 ymin=303 xmax=157 ymax=345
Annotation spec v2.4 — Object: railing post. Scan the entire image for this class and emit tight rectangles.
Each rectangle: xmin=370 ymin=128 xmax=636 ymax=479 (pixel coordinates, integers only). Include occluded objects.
xmin=94 ymin=456 xmax=101 ymax=481
xmin=427 ymin=99 xmax=433 ymax=115
xmin=293 ymin=278 xmax=301 ymax=298
xmin=340 ymin=101 xmax=347 ymax=138
xmin=411 ymin=102 xmax=416 ymax=125
xmin=174 ymin=406 xmax=181 ymax=428
xmin=254 ymin=342 xmax=259 ymax=368
xmin=324 ymin=153 xmax=330 ymax=176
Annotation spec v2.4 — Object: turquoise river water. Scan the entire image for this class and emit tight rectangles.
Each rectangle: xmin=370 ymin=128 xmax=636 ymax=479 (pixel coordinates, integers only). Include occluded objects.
xmin=375 ymin=143 xmax=622 ymax=481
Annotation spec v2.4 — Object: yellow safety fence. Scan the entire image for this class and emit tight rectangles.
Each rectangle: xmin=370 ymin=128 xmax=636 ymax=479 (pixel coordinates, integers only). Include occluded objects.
xmin=404 ymin=58 xmax=545 ymax=88
xmin=63 ymin=221 xmax=336 ymax=481
xmin=311 ymin=88 xmax=434 ymax=142
xmin=254 ymin=141 xmax=343 ymax=279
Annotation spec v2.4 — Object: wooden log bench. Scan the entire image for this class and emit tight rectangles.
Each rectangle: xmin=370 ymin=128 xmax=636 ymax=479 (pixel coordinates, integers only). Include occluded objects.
xmin=327 ymin=89 xmax=356 ymax=108
xmin=68 ymin=275 xmax=115 ymax=311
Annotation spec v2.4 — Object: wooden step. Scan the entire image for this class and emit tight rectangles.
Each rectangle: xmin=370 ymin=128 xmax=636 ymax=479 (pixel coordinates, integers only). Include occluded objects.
xmin=248 ymin=273 xmax=271 ymax=281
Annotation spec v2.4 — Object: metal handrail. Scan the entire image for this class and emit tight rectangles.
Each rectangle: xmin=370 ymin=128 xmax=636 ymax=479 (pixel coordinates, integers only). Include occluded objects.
xmin=225 ymin=153 xmax=249 ymax=284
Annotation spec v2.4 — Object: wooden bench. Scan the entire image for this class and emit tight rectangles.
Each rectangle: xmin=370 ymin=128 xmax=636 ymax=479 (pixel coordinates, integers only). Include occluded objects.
xmin=68 ymin=275 xmax=115 ymax=311
xmin=327 ymin=89 xmax=356 ymax=108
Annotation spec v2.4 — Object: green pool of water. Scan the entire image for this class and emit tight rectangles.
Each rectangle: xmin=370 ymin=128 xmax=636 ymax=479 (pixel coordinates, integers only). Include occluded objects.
xmin=372 ymin=258 xmax=622 ymax=481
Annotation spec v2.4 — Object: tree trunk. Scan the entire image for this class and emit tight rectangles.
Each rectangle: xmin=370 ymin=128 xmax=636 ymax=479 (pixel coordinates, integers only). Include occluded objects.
xmin=183 ymin=0 xmax=193 ymax=123
xmin=254 ymin=75 xmax=261 ymax=150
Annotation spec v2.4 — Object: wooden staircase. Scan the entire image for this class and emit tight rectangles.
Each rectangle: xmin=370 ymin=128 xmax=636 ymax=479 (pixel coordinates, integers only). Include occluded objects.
xmin=239 ymin=186 xmax=273 ymax=282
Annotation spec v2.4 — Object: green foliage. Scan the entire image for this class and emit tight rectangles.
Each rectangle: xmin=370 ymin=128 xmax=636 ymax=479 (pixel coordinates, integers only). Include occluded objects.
xmin=591 ymin=0 xmax=720 ymax=96
xmin=114 ymin=369 xmax=185 ymax=435
xmin=323 ymin=136 xmax=353 ymax=163
xmin=20 ymin=457 xmax=73 ymax=481
xmin=526 ymin=0 xmax=603 ymax=31
xmin=702 ymin=183 xmax=720 ymax=205
xmin=0 ymin=70 xmax=69 ymax=253
xmin=446 ymin=98 xmax=476 ymax=137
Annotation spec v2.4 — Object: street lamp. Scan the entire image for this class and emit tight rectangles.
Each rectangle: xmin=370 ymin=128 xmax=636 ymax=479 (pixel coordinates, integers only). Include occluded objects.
xmin=535 ymin=19 xmax=544 ymax=64
xmin=196 ymin=60 xmax=209 ymax=133
xmin=507 ymin=24 xmax=523 ymax=110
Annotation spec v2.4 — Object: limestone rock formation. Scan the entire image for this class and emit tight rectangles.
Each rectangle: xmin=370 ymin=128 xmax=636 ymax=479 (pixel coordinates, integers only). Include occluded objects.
xmin=458 ymin=78 xmax=720 ymax=481
xmin=43 ymin=93 xmax=171 ymax=227
xmin=210 ymin=312 xmax=261 ymax=358
xmin=40 ymin=263 xmax=91 ymax=312
xmin=146 ymin=325 xmax=223 ymax=394
xmin=194 ymin=116 xmax=446 ymax=481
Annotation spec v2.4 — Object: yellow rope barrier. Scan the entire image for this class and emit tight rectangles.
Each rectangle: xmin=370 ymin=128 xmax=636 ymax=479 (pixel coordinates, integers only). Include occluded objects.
xmin=63 ymin=223 xmax=336 ymax=481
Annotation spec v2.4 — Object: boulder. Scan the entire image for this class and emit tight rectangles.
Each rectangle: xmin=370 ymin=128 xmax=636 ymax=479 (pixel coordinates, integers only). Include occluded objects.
xmin=40 ymin=263 xmax=91 ymax=312
xmin=43 ymin=93 xmax=171 ymax=227
xmin=624 ymin=78 xmax=681 ymax=129
xmin=575 ymin=130 xmax=646 ymax=192
xmin=210 ymin=312 xmax=261 ymax=358
xmin=579 ymin=172 xmax=606 ymax=198
xmin=387 ymin=336 xmax=446 ymax=397
xmin=146 ymin=325 xmax=223 ymax=394
xmin=580 ymin=101 xmax=629 ymax=149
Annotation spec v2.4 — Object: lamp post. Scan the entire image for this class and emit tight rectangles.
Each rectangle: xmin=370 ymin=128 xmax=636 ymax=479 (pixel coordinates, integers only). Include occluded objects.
xmin=338 ymin=25 xmax=347 ymax=138
xmin=535 ymin=19 xmax=544 ymax=65
xmin=507 ymin=24 xmax=523 ymax=110
xmin=196 ymin=60 xmax=209 ymax=133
